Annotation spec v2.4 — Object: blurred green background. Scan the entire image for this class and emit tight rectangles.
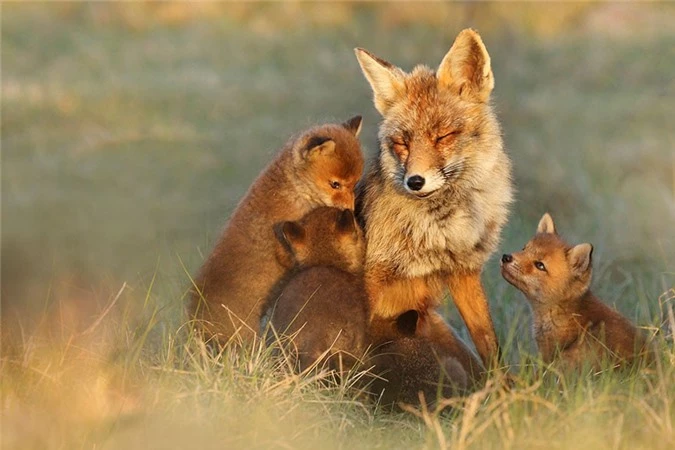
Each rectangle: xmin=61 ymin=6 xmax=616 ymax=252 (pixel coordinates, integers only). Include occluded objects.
xmin=2 ymin=2 xmax=674 ymax=353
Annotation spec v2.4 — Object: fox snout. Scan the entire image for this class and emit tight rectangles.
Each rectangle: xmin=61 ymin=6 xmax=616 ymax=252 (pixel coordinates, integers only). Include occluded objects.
xmin=401 ymin=150 xmax=449 ymax=197
xmin=333 ymin=193 xmax=355 ymax=211
xmin=402 ymin=169 xmax=445 ymax=197
xmin=500 ymin=253 xmax=521 ymax=280
xmin=405 ymin=175 xmax=425 ymax=192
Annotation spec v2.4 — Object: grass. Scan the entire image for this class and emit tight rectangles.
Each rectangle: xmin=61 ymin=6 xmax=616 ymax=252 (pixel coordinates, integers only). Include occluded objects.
xmin=2 ymin=3 xmax=674 ymax=449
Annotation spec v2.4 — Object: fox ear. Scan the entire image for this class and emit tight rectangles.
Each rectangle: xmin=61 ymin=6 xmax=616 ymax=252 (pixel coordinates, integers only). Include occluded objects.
xmin=301 ymin=136 xmax=335 ymax=161
xmin=343 ymin=115 xmax=363 ymax=137
xmin=274 ymin=221 xmax=305 ymax=250
xmin=354 ymin=48 xmax=406 ymax=115
xmin=336 ymin=209 xmax=356 ymax=235
xmin=568 ymin=243 xmax=593 ymax=275
xmin=395 ymin=309 xmax=419 ymax=336
xmin=273 ymin=221 xmax=305 ymax=268
xmin=536 ymin=213 xmax=557 ymax=235
xmin=437 ymin=28 xmax=494 ymax=103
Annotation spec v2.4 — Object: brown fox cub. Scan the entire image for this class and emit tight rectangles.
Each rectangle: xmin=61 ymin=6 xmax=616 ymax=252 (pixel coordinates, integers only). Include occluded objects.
xmin=262 ymin=207 xmax=368 ymax=373
xmin=501 ymin=213 xmax=650 ymax=369
xmin=190 ymin=117 xmax=364 ymax=344
xmin=354 ymin=29 xmax=513 ymax=367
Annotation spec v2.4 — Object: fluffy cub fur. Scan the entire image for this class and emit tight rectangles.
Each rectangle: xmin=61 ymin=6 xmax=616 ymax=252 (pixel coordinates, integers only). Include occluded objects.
xmin=501 ymin=213 xmax=652 ymax=370
xmin=367 ymin=310 xmax=473 ymax=409
xmin=190 ymin=117 xmax=364 ymax=344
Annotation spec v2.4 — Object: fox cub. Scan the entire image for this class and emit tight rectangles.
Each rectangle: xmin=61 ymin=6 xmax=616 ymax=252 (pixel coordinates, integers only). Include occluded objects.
xmin=501 ymin=213 xmax=651 ymax=370
xmin=263 ymin=206 xmax=368 ymax=373
xmin=190 ymin=117 xmax=364 ymax=344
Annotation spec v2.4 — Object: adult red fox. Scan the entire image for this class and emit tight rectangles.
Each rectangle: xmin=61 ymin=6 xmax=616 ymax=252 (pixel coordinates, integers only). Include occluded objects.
xmin=354 ymin=29 xmax=513 ymax=367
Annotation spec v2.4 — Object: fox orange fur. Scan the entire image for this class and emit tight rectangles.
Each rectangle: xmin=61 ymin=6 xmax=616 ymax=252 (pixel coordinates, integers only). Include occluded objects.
xmin=190 ymin=117 xmax=364 ymax=344
xmin=501 ymin=213 xmax=651 ymax=370
xmin=354 ymin=29 xmax=513 ymax=367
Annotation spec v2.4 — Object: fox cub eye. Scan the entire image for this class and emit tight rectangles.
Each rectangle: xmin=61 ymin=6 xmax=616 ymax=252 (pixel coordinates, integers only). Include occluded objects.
xmin=534 ymin=261 xmax=546 ymax=272
xmin=330 ymin=180 xmax=341 ymax=190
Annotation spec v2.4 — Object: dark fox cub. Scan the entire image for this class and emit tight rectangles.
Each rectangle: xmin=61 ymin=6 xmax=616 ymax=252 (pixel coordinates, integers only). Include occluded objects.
xmin=263 ymin=207 xmax=470 ymax=408
xmin=501 ymin=213 xmax=652 ymax=370
xmin=262 ymin=206 xmax=369 ymax=373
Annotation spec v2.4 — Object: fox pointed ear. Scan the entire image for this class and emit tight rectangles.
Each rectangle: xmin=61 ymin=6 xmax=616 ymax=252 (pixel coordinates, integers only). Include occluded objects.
xmin=536 ymin=213 xmax=557 ymax=235
xmin=343 ymin=115 xmax=363 ymax=137
xmin=336 ymin=209 xmax=356 ymax=234
xmin=568 ymin=243 xmax=593 ymax=275
xmin=437 ymin=28 xmax=494 ymax=103
xmin=273 ymin=221 xmax=305 ymax=268
xmin=354 ymin=48 xmax=406 ymax=115
xmin=301 ymin=136 xmax=335 ymax=161
xmin=395 ymin=310 xmax=419 ymax=336
xmin=274 ymin=221 xmax=305 ymax=250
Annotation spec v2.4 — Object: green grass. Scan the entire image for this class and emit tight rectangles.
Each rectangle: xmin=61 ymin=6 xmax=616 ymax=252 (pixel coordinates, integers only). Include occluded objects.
xmin=2 ymin=3 xmax=674 ymax=449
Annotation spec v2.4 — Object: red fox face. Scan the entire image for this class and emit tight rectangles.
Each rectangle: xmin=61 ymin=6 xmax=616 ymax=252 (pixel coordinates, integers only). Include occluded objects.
xmin=294 ymin=116 xmax=364 ymax=210
xmin=501 ymin=213 xmax=593 ymax=306
xmin=274 ymin=207 xmax=365 ymax=274
xmin=355 ymin=29 xmax=501 ymax=198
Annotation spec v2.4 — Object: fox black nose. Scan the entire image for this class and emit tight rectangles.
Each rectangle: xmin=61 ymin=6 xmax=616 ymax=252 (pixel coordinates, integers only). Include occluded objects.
xmin=501 ymin=254 xmax=513 ymax=264
xmin=406 ymin=175 xmax=425 ymax=191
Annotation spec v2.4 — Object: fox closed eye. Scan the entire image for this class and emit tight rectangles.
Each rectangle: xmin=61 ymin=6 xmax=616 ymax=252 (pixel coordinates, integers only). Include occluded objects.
xmin=390 ymin=137 xmax=407 ymax=148
xmin=435 ymin=130 xmax=461 ymax=144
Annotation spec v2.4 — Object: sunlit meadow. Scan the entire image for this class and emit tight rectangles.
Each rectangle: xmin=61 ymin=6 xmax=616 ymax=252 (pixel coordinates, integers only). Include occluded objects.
xmin=2 ymin=3 xmax=674 ymax=449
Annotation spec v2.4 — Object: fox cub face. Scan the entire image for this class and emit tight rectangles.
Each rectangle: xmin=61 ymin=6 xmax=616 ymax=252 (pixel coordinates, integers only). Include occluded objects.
xmin=501 ymin=213 xmax=593 ymax=306
xmin=293 ymin=116 xmax=364 ymax=210
xmin=274 ymin=207 xmax=365 ymax=274
xmin=355 ymin=29 xmax=501 ymax=198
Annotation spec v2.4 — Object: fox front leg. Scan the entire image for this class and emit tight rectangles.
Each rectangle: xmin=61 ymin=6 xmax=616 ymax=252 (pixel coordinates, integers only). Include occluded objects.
xmin=447 ymin=270 xmax=501 ymax=369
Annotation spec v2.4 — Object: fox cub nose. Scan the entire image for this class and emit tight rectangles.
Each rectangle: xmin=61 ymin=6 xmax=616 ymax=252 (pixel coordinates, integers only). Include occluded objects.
xmin=501 ymin=254 xmax=513 ymax=264
xmin=406 ymin=175 xmax=425 ymax=191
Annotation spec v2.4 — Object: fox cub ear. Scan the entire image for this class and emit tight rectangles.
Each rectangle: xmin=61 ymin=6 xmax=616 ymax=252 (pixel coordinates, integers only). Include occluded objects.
xmin=354 ymin=48 xmax=406 ymax=115
xmin=437 ymin=28 xmax=494 ymax=103
xmin=299 ymin=136 xmax=336 ymax=161
xmin=274 ymin=220 xmax=306 ymax=262
xmin=536 ymin=213 xmax=557 ymax=235
xmin=568 ymin=243 xmax=593 ymax=275
xmin=278 ymin=221 xmax=305 ymax=246
xmin=395 ymin=310 xmax=419 ymax=336
xmin=335 ymin=209 xmax=356 ymax=235
xmin=343 ymin=115 xmax=363 ymax=137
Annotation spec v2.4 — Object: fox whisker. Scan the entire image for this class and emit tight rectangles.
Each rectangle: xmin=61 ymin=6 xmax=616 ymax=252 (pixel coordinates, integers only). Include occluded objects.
xmin=441 ymin=161 xmax=464 ymax=179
